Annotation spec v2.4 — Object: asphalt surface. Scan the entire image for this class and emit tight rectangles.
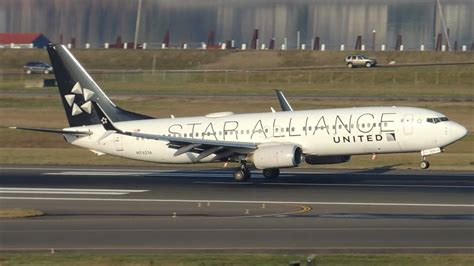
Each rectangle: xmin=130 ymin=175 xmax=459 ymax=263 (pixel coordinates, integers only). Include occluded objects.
xmin=0 ymin=166 xmax=473 ymax=253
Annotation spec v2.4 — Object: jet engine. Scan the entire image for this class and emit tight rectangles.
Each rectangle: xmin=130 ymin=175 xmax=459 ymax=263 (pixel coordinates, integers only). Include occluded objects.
xmin=304 ymin=155 xmax=351 ymax=165
xmin=248 ymin=144 xmax=302 ymax=169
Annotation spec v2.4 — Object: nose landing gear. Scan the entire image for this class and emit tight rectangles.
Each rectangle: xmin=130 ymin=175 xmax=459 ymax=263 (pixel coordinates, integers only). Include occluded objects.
xmin=420 ymin=156 xmax=430 ymax=169
xmin=419 ymin=148 xmax=442 ymax=170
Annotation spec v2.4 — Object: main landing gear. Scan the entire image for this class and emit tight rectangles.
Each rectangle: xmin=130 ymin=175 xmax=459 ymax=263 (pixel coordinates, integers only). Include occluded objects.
xmin=262 ymin=168 xmax=280 ymax=179
xmin=233 ymin=163 xmax=251 ymax=182
xmin=420 ymin=157 xmax=430 ymax=169
xmin=233 ymin=164 xmax=281 ymax=182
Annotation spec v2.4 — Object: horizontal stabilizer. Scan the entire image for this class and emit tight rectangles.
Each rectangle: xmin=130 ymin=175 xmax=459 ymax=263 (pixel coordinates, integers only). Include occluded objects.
xmin=9 ymin=127 xmax=92 ymax=135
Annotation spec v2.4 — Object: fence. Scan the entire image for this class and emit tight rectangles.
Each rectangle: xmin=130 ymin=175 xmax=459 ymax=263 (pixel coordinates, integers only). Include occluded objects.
xmin=92 ymin=69 xmax=474 ymax=87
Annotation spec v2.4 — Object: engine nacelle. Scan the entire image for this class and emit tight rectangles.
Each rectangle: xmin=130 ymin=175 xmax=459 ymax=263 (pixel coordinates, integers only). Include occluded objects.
xmin=304 ymin=155 xmax=351 ymax=165
xmin=249 ymin=144 xmax=302 ymax=169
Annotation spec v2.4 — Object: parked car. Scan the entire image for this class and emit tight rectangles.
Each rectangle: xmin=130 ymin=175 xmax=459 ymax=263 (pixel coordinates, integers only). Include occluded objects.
xmin=345 ymin=54 xmax=377 ymax=68
xmin=23 ymin=62 xmax=54 ymax=74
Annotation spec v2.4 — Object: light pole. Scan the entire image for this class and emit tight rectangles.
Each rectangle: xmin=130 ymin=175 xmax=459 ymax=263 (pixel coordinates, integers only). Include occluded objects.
xmin=133 ymin=0 xmax=143 ymax=49
xmin=372 ymin=29 xmax=376 ymax=50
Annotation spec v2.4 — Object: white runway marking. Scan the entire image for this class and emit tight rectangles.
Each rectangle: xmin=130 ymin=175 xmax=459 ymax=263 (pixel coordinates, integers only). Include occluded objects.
xmin=43 ymin=171 xmax=230 ymax=178
xmin=0 ymin=166 xmax=179 ymax=173
xmin=0 ymin=187 xmax=148 ymax=196
xmin=194 ymin=182 xmax=474 ymax=189
xmin=2 ymin=227 xmax=472 ymax=233
xmin=0 ymin=187 xmax=148 ymax=192
xmin=44 ymin=171 xmax=146 ymax=176
xmin=2 ymin=165 xmax=471 ymax=177
xmin=0 ymin=191 xmax=128 ymax=195
xmin=40 ymin=170 xmax=474 ymax=180
xmin=1 ymin=196 xmax=472 ymax=208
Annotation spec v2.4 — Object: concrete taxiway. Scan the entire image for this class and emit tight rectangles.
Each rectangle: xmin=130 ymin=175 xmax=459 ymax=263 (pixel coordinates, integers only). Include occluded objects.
xmin=0 ymin=166 xmax=473 ymax=253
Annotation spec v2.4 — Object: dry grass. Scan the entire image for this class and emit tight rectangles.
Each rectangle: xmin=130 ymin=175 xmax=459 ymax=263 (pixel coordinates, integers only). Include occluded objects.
xmin=0 ymin=53 xmax=472 ymax=170
xmin=0 ymin=254 xmax=473 ymax=266
xmin=0 ymin=208 xmax=44 ymax=218
xmin=1 ymin=148 xmax=473 ymax=170
xmin=1 ymin=48 xmax=473 ymax=70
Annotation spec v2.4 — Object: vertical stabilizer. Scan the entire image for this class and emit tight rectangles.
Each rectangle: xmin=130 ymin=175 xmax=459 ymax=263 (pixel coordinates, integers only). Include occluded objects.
xmin=47 ymin=44 xmax=152 ymax=127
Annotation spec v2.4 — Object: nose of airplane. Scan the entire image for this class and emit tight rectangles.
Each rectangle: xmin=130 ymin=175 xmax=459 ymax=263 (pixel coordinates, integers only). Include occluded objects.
xmin=451 ymin=122 xmax=468 ymax=141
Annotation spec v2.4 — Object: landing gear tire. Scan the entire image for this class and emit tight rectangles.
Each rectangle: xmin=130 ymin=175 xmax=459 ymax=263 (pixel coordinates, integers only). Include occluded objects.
xmin=420 ymin=160 xmax=430 ymax=169
xmin=234 ymin=165 xmax=251 ymax=182
xmin=262 ymin=168 xmax=280 ymax=179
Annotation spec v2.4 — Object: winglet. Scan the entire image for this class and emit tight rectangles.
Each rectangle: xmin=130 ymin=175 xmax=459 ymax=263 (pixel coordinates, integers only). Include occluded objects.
xmin=275 ymin=90 xmax=294 ymax=112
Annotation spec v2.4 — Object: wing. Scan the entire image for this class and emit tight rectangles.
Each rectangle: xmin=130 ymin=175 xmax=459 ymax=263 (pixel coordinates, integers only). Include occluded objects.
xmin=92 ymin=102 xmax=257 ymax=162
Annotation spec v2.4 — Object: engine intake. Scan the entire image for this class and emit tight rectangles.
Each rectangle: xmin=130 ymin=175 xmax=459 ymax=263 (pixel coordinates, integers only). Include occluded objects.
xmin=249 ymin=144 xmax=302 ymax=169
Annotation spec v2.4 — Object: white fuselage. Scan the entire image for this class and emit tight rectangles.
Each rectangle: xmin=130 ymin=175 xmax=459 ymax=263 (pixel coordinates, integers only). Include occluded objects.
xmin=65 ymin=106 xmax=467 ymax=164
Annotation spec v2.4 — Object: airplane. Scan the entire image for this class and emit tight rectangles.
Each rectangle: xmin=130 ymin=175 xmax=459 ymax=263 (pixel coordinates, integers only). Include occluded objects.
xmin=11 ymin=44 xmax=468 ymax=181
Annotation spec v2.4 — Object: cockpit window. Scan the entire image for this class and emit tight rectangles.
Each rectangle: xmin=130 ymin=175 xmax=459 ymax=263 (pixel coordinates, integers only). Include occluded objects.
xmin=427 ymin=117 xmax=449 ymax=124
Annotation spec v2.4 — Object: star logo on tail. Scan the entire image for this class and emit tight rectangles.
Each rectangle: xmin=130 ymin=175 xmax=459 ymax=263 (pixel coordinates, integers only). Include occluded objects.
xmin=65 ymin=82 xmax=95 ymax=116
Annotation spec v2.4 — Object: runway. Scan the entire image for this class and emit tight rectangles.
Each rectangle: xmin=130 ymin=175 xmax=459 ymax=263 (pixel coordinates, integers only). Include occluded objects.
xmin=0 ymin=166 xmax=473 ymax=253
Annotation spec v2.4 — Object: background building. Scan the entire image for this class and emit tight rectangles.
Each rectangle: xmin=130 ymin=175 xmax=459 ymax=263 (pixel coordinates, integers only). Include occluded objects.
xmin=0 ymin=0 xmax=472 ymax=50
xmin=0 ymin=32 xmax=50 ymax=48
